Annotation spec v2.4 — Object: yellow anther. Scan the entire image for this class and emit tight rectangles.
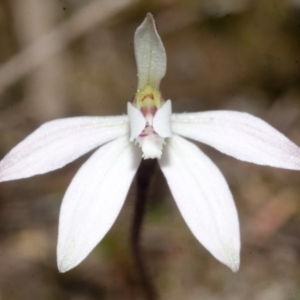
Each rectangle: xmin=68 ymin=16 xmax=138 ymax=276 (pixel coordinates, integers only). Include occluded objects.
xmin=135 ymin=85 xmax=162 ymax=109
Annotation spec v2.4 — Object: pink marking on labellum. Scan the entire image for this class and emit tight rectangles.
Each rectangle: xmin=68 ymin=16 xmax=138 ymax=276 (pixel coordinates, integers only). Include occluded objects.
xmin=139 ymin=123 xmax=158 ymax=138
xmin=140 ymin=106 xmax=157 ymax=117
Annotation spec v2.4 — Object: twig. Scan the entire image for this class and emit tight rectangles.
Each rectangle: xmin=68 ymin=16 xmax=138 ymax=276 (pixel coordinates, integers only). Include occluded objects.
xmin=11 ymin=0 xmax=68 ymax=119
xmin=131 ymin=159 xmax=159 ymax=300
xmin=0 ymin=0 xmax=131 ymax=95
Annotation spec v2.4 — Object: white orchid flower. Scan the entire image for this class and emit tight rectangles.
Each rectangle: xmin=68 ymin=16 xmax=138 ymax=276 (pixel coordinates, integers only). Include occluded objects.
xmin=1 ymin=13 xmax=300 ymax=274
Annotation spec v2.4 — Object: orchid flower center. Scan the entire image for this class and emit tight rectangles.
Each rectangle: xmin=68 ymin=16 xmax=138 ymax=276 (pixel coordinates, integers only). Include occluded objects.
xmin=133 ymin=85 xmax=165 ymax=159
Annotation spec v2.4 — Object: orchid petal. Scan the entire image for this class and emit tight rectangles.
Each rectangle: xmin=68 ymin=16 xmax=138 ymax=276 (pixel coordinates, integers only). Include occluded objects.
xmin=172 ymin=111 xmax=300 ymax=170
xmin=134 ymin=13 xmax=166 ymax=90
xmin=57 ymin=136 xmax=141 ymax=272
xmin=159 ymin=135 xmax=240 ymax=272
xmin=0 ymin=116 xmax=128 ymax=181
xmin=153 ymin=100 xmax=172 ymax=138
xmin=127 ymin=102 xmax=146 ymax=141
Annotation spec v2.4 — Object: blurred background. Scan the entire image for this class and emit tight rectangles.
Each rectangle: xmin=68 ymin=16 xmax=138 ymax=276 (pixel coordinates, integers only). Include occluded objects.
xmin=1 ymin=0 xmax=300 ymax=299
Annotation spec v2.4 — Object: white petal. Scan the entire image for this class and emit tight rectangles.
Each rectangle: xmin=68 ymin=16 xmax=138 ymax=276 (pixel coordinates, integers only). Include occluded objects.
xmin=172 ymin=111 xmax=300 ymax=170
xmin=57 ymin=136 xmax=141 ymax=272
xmin=0 ymin=116 xmax=128 ymax=181
xmin=134 ymin=13 xmax=166 ymax=90
xmin=127 ymin=102 xmax=146 ymax=141
xmin=153 ymin=100 xmax=172 ymax=138
xmin=159 ymin=135 xmax=240 ymax=272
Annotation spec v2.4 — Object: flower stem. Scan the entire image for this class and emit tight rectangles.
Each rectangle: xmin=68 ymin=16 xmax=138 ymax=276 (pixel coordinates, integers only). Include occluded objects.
xmin=131 ymin=159 xmax=159 ymax=300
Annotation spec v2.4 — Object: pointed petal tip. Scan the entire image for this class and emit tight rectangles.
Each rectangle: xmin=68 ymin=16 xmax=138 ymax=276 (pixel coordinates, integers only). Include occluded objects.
xmin=229 ymin=258 xmax=240 ymax=273
xmin=57 ymin=247 xmax=75 ymax=273
xmin=0 ymin=159 xmax=24 ymax=182
xmin=225 ymin=247 xmax=240 ymax=272
xmin=231 ymin=265 xmax=239 ymax=273
xmin=136 ymin=13 xmax=156 ymax=36
xmin=57 ymin=243 xmax=82 ymax=273
xmin=57 ymin=257 xmax=74 ymax=273
xmin=141 ymin=13 xmax=155 ymax=28
xmin=222 ymin=237 xmax=240 ymax=272
xmin=57 ymin=263 xmax=68 ymax=273
xmin=0 ymin=170 xmax=8 ymax=183
xmin=146 ymin=12 xmax=154 ymax=20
